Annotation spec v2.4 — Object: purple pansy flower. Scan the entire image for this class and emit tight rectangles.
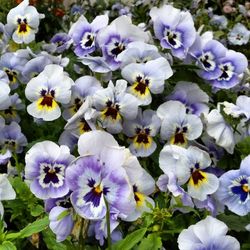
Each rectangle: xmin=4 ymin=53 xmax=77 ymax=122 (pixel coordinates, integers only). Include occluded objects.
xmin=48 ymin=32 xmax=72 ymax=54
xmin=209 ymin=50 xmax=248 ymax=89
xmin=62 ymin=75 xmax=102 ymax=121
xmin=215 ymin=155 xmax=250 ymax=216
xmin=188 ymin=32 xmax=227 ymax=80
xmin=65 ymin=131 xmax=135 ymax=220
xmin=150 ymin=5 xmax=196 ymax=59
xmin=117 ymin=41 xmax=161 ymax=68
xmin=167 ymin=82 xmax=209 ymax=116
xmin=88 ymin=207 xmax=122 ymax=246
xmin=69 ymin=15 xmax=108 ymax=57
xmin=0 ymin=121 xmax=27 ymax=153
xmin=25 ymin=141 xmax=75 ymax=200
xmin=96 ymin=15 xmax=149 ymax=70
xmin=49 ymin=206 xmax=74 ymax=242
xmin=0 ymin=51 xmax=29 ymax=89
xmin=45 ymin=194 xmax=74 ymax=242
xmin=0 ymin=93 xmax=25 ymax=123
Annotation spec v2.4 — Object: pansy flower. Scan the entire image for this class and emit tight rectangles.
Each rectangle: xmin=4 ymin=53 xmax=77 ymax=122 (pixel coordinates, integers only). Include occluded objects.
xmin=117 ymin=41 xmax=161 ymax=68
xmin=157 ymin=101 xmax=203 ymax=147
xmin=150 ymin=5 xmax=196 ymax=59
xmin=96 ymin=15 xmax=149 ymax=70
xmin=228 ymin=23 xmax=250 ymax=46
xmin=210 ymin=15 xmax=228 ymax=29
xmin=0 ymin=122 xmax=27 ymax=154
xmin=209 ymin=50 xmax=248 ymax=89
xmin=48 ymin=32 xmax=72 ymax=54
xmin=22 ymin=55 xmax=52 ymax=82
xmin=215 ymin=155 xmax=250 ymax=216
xmin=167 ymin=82 xmax=209 ymax=116
xmin=93 ymin=80 xmax=139 ymax=134
xmin=89 ymin=207 xmax=122 ymax=246
xmin=64 ymin=97 xmax=96 ymax=138
xmin=80 ymin=56 xmax=111 ymax=73
xmin=121 ymin=57 xmax=173 ymax=105
xmin=123 ymin=154 xmax=155 ymax=221
xmin=45 ymin=194 xmax=74 ymax=242
xmin=0 ymin=51 xmax=28 ymax=89
xmin=65 ymin=130 xmax=136 ymax=220
xmin=223 ymin=95 xmax=250 ymax=122
xmin=206 ymin=109 xmax=235 ymax=154
xmin=25 ymin=64 xmax=74 ymax=121
xmin=62 ymin=76 xmax=102 ymax=120
xmin=159 ymin=145 xmax=219 ymax=201
xmin=0 ymin=93 xmax=25 ymax=123
xmin=69 ymin=15 xmax=108 ymax=57
xmin=178 ymin=216 xmax=240 ymax=250
xmin=123 ymin=109 xmax=161 ymax=157
xmin=188 ymin=32 xmax=227 ymax=80
xmin=25 ymin=141 xmax=75 ymax=199
xmin=6 ymin=0 xmax=44 ymax=44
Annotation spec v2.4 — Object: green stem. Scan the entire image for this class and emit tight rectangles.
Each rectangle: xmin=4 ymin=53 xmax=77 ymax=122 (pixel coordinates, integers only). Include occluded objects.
xmin=104 ymin=198 xmax=112 ymax=250
xmin=13 ymin=153 xmax=22 ymax=176
xmin=79 ymin=218 xmax=85 ymax=250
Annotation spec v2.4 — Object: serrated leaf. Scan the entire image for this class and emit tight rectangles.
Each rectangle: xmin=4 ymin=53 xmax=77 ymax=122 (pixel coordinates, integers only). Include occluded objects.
xmin=6 ymin=217 xmax=49 ymax=240
xmin=137 ymin=233 xmax=162 ymax=250
xmin=112 ymin=228 xmax=147 ymax=250
xmin=0 ymin=241 xmax=16 ymax=250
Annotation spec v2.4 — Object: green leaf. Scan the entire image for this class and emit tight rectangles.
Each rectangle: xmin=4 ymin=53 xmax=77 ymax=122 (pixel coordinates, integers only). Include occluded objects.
xmin=42 ymin=229 xmax=68 ymax=250
xmin=242 ymin=243 xmax=250 ymax=249
xmin=217 ymin=214 xmax=250 ymax=232
xmin=6 ymin=217 xmax=49 ymax=240
xmin=57 ymin=210 xmax=70 ymax=221
xmin=112 ymin=228 xmax=147 ymax=250
xmin=236 ymin=136 xmax=250 ymax=157
xmin=137 ymin=234 xmax=162 ymax=250
xmin=0 ymin=241 xmax=16 ymax=250
xmin=30 ymin=204 xmax=44 ymax=217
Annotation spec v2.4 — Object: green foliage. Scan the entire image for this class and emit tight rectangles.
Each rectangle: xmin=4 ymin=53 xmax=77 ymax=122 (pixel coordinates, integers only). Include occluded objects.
xmin=5 ymin=177 xmax=44 ymax=225
xmin=0 ymin=241 xmax=16 ymax=250
xmin=112 ymin=228 xmax=147 ymax=250
xmin=217 ymin=214 xmax=250 ymax=232
xmin=137 ymin=233 xmax=162 ymax=250
xmin=236 ymin=136 xmax=250 ymax=158
xmin=42 ymin=229 xmax=67 ymax=250
xmin=6 ymin=217 xmax=49 ymax=240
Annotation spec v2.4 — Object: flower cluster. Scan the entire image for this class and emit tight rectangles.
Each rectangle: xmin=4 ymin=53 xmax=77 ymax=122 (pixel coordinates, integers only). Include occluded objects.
xmin=0 ymin=0 xmax=249 ymax=249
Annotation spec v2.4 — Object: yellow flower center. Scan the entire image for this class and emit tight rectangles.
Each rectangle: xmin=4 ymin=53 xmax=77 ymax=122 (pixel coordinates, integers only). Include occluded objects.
xmin=134 ymin=192 xmax=145 ymax=207
xmin=188 ymin=170 xmax=207 ymax=188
